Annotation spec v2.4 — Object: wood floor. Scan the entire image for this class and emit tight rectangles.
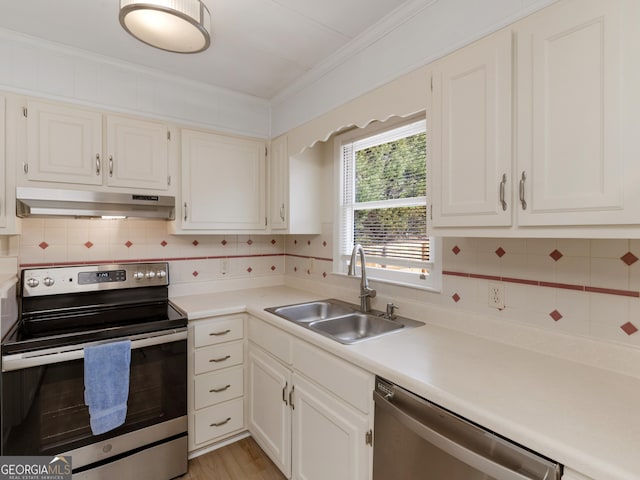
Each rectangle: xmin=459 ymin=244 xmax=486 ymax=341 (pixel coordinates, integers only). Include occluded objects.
xmin=182 ymin=437 xmax=286 ymax=480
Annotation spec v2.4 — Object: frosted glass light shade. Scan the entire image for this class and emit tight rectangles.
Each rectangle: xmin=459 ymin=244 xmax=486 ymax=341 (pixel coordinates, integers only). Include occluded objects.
xmin=119 ymin=0 xmax=211 ymax=53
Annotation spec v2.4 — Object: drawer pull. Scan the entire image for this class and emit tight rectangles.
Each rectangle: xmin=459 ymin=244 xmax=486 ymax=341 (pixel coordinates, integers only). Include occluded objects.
xmin=282 ymin=381 xmax=288 ymax=405
xmin=210 ymin=384 xmax=231 ymax=393
xmin=210 ymin=417 xmax=231 ymax=427
xmin=209 ymin=329 xmax=231 ymax=336
xmin=209 ymin=355 xmax=231 ymax=363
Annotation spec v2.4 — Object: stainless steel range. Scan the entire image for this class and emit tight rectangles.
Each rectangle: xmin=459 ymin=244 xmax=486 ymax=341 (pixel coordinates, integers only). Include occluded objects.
xmin=1 ymin=263 xmax=188 ymax=480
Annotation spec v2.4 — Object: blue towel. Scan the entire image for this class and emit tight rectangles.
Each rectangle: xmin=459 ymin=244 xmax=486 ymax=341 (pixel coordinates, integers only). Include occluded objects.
xmin=84 ymin=340 xmax=131 ymax=435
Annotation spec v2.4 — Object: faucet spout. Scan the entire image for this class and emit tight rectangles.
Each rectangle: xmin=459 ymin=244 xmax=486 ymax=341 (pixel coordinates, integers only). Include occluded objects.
xmin=348 ymin=244 xmax=377 ymax=312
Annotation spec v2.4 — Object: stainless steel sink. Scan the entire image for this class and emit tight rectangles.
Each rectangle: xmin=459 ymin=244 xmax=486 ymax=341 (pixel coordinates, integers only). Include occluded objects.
xmin=268 ymin=301 xmax=353 ymax=323
xmin=309 ymin=313 xmax=403 ymax=344
xmin=265 ymin=299 xmax=423 ymax=344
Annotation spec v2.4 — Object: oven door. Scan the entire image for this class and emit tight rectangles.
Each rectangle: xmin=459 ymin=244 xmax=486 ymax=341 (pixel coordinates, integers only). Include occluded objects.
xmin=0 ymin=329 xmax=187 ymax=473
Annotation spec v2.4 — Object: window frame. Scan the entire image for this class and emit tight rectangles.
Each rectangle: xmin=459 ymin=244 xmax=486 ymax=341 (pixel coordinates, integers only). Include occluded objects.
xmin=332 ymin=114 xmax=441 ymax=292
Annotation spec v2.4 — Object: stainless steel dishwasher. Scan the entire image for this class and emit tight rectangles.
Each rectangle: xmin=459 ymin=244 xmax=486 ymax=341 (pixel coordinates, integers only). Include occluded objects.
xmin=373 ymin=377 xmax=562 ymax=480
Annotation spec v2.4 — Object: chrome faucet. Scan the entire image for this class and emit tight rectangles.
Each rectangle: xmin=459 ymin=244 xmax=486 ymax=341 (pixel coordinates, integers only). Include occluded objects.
xmin=348 ymin=244 xmax=377 ymax=313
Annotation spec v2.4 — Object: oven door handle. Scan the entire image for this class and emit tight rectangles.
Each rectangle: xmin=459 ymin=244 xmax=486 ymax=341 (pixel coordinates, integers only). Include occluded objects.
xmin=2 ymin=328 xmax=187 ymax=372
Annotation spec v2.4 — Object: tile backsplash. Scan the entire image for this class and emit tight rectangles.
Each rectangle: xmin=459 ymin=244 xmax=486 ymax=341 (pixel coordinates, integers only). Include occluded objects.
xmin=14 ymin=218 xmax=640 ymax=351
xmin=18 ymin=218 xmax=285 ymax=286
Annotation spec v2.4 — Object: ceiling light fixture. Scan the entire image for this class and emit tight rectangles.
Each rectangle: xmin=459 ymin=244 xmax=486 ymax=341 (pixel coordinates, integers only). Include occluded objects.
xmin=119 ymin=0 xmax=211 ymax=54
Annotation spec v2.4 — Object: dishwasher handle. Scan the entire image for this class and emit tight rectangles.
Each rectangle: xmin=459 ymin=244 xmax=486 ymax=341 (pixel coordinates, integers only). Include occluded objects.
xmin=374 ymin=390 xmax=544 ymax=480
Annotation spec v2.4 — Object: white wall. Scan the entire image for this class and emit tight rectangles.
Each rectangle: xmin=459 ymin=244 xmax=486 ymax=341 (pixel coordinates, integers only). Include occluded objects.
xmin=0 ymin=29 xmax=270 ymax=138
xmin=271 ymin=0 xmax=558 ymax=137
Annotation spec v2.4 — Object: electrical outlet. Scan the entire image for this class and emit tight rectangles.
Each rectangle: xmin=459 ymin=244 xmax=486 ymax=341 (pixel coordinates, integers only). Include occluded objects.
xmin=220 ymin=258 xmax=229 ymax=275
xmin=488 ymin=282 xmax=505 ymax=309
xmin=308 ymin=257 xmax=315 ymax=273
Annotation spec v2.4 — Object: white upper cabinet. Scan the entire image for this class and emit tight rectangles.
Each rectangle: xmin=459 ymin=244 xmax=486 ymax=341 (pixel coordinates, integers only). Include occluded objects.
xmin=25 ymin=100 xmax=103 ymax=186
xmin=429 ymin=0 xmax=640 ymax=237
xmin=105 ymin=115 xmax=169 ymax=190
xmin=23 ymin=99 xmax=170 ymax=191
xmin=516 ymin=0 xmax=635 ymax=226
xmin=268 ymin=134 xmax=322 ymax=234
xmin=269 ymin=134 xmax=288 ymax=230
xmin=430 ymin=28 xmax=513 ymax=227
xmin=180 ymin=129 xmax=267 ymax=231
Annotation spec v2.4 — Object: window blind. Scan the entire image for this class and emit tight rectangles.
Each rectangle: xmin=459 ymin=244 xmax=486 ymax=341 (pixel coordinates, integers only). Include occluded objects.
xmin=340 ymin=119 xmax=429 ymax=273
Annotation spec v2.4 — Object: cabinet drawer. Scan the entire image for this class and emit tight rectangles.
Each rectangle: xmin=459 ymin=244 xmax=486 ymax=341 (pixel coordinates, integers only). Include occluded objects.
xmin=194 ymin=366 xmax=244 ymax=410
xmin=194 ymin=342 xmax=243 ymax=375
xmin=194 ymin=316 xmax=244 ymax=348
xmin=293 ymin=340 xmax=373 ymax=414
xmin=194 ymin=397 xmax=244 ymax=445
xmin=248 ymin=316 xmax=293 ymax=364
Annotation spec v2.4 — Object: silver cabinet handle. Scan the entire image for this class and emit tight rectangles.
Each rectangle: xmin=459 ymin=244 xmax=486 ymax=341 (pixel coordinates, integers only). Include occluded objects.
xmin=209 ymin=355 xmax=231 ymax=363
xmin=280 ymin=203 xmax=285 ymax=222
xmin=184 ymin=202 xmax=188 ymax=222
xmin=499 ymin=173 xmax=507 ymax=211
xmin=282 ymin=381 xmax=288 ymax=405
xmin=95 ymin=154 xmax=101 ymax=176
xmin=209 ymin=384 xmax=231 ymax=393
xmin=519 ymin=171 xmax=527 ymax=210
xmin=210 ymin=417 xmax=231 ymax=427
xmin=109 ymin=155 xmax=113 ymax=177
xmin=209 ymin=329 xmax=231 ymax=336
xmin=289 ymin=384 xmax=295 ymax=410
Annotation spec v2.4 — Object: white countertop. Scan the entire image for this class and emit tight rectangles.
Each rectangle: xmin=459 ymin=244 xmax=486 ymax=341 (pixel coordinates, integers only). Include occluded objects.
xmin=172 ymin=285 xmax=640 ymax=480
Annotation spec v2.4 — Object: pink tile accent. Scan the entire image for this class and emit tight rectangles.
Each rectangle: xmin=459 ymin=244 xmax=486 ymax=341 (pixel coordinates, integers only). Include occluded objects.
xmin=307 ymin=240 xmax=311 ymax=246
xmin=221 ymin=239 xmax=227 ymax=246
xmin=585 ymin=286 xmax=640 ymax=298
xmin=549 ymin=310 xmax=563 ymax=322
xmin=125 ymin=241 xmax=133 ymax=248
xmin=294 ymin=266 xmax=298 ymax=272
xmin=323 ymin=241 xmax=327 ymax=247
xmin=247 ymin=267 xmax=253 ymax=273
xmin=621 ymin=252 xmax=639 ymax=266
xmin=160 ymin=240 xmax=168 ymax=247
xmin=621 ymin=322 xmax=638 ymax=336
xmin=270 ymin=265 xmax=276 ymax=271
xmin=306 ymin=269 xmax=311 ymax=275
xmin=452 ymin=245 xmax=461 ymax=255
xmin=452 ymin=293 xmax=460 ymax=303
xmin=294 ymin=239 xmax=298 ymax=245
xmin=549 ymin=249 xmax=563 ymax=262
xmin=247 ymin=239 xmax=253 ymax=245
xmin=271 ymin=239 xmax=276 ymax=245
xmin=192 ymin=240 xmax=199 ymax=246
xmin=539 ymin=281 xmax=585 ymax=292
xmin=39 ymin=241 xmax=49 ymax=250
xmin=322 ymin=272 xmax=327 ymax=278
xmin=495 ymin=247 xmax=506 ymax=258
xmin=192 ymin=271 xmax=199 ymax=277
xmin=84 ymin=241 xmax=93 ymax=249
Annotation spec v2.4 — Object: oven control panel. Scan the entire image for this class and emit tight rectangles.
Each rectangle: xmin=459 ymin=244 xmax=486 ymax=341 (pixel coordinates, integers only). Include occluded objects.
xmin=21 ymin=263 xmax=169 ymax=296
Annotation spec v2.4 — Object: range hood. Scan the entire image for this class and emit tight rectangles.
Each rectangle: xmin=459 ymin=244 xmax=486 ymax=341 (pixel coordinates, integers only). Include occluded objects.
xmin=16 ymin=187 xmax=175 ymax=220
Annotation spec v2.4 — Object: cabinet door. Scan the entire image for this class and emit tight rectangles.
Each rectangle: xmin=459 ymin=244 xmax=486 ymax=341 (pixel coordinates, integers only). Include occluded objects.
xmin=291 ymin=373 xmax=370 ymax=480
xmin=26 ymin=100 xmax=103 ymax=185
xmin=516 ymin=0 xmax=634 ymax=226
xmin=430 ymin=28 xmax=512 ymax=227
xmin=269 ymin=134 xmax=288 ymax=230
xmin=106 ymin=115 xmax=169 ymax=190
xmin=248 ymin=346 xmax=292 ymax=477
xmin=181 ymin=129 xmax=266 ymax=230
xmin=0 ymin=95 xmax=5 ymax=229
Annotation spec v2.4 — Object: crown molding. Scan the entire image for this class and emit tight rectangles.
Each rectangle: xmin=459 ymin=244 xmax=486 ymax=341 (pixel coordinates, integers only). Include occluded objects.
xmin=270 ymin=0 xmax=439 ymax=105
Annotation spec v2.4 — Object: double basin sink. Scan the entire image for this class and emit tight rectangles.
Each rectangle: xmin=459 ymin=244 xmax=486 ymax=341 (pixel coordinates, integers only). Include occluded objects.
xmin=265 ymin=299 xmax=423 ymax=344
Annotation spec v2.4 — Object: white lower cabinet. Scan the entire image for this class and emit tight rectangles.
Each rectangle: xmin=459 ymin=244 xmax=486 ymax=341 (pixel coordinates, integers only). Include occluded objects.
xmin=188 ymin=314 xmax=245 ymax=453
xmin=248 ymin=316 xmax=373 ymax=480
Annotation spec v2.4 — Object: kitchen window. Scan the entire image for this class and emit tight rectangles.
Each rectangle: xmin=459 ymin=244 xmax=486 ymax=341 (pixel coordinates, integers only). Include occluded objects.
xmin=334 ymin=116 xmax=441 ymax=291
